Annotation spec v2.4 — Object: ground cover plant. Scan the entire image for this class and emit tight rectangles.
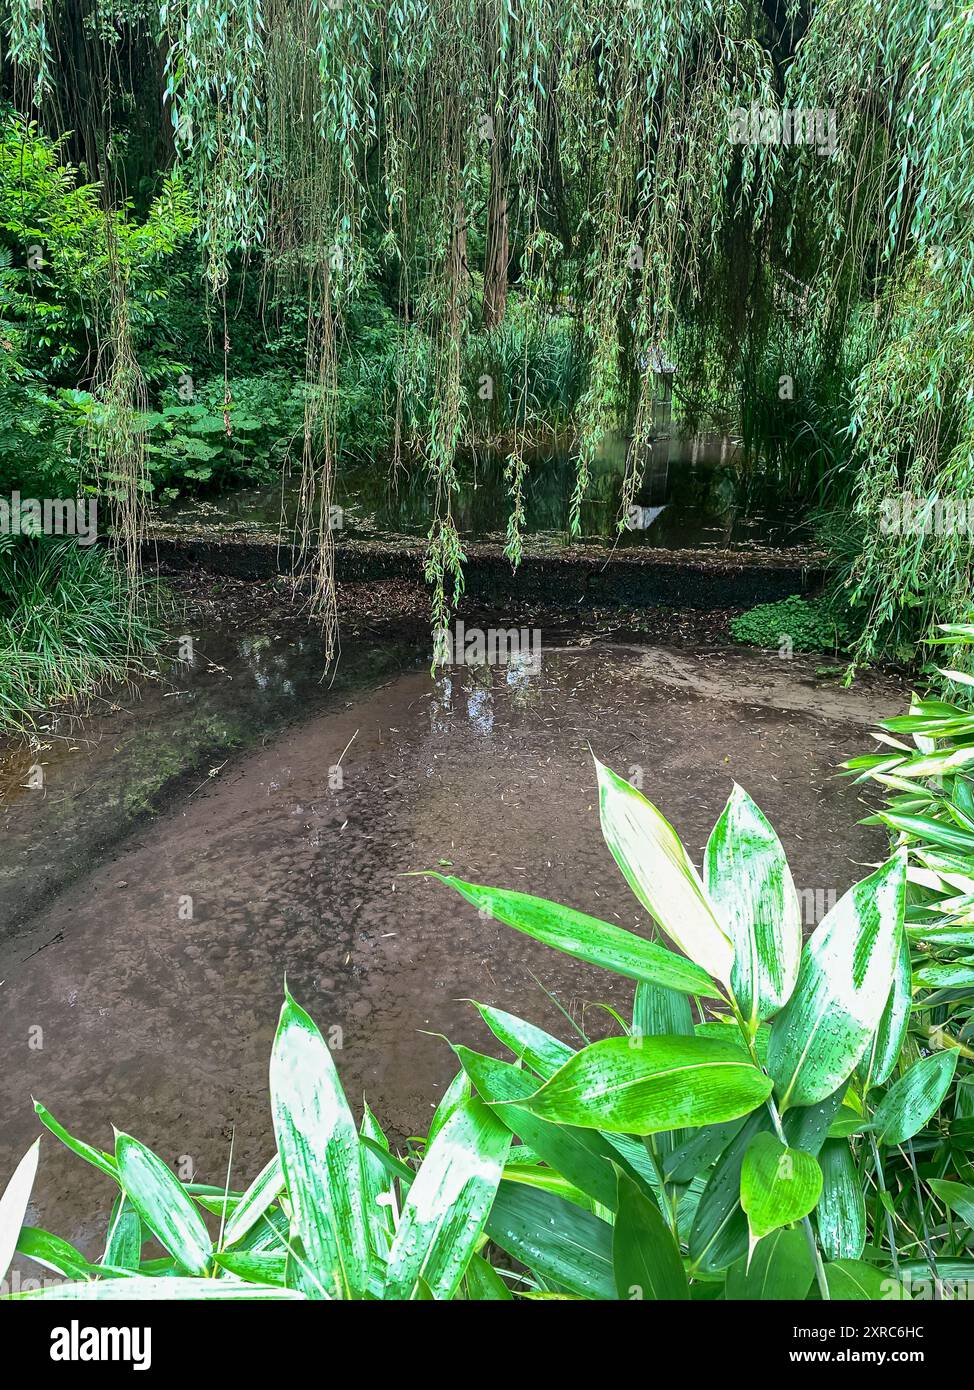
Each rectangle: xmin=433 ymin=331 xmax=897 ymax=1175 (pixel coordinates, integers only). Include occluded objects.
xmin=3 ymin=759 xmax=969 ymax=1300
xmin=730 ymin=595 xmax=851 ymax=656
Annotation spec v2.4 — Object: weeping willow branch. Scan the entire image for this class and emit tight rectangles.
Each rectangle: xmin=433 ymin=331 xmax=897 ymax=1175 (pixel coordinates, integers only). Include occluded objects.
xmin=8 ymin=0 xmax=974 ymax=669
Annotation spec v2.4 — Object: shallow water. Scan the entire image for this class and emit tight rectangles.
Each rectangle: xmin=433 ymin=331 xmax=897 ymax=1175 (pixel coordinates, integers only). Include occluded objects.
xmin=161 ymin=431 xmax=809 ymax=552
xmin=0 ymin=634 xmax=897 ymax=1261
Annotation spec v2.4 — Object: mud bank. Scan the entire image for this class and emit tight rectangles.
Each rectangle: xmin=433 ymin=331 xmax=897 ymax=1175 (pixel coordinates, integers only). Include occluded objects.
xmin=0 ymin=640 xmax=900 ymax=1258
xmin=147 ymin=531 xmax=823 ymax=609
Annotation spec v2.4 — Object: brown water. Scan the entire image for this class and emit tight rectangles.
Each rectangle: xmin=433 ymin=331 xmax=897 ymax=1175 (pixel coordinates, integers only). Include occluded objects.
xmin=0 ymin=638 xmax=899 ymax=1265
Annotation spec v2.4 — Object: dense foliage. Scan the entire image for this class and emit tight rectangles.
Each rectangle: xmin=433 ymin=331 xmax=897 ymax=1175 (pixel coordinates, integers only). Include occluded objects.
xmin=847 ymin=623 xmax=974 ymax=1056
xmin=1 ymin=1 xmax=970 ymax=667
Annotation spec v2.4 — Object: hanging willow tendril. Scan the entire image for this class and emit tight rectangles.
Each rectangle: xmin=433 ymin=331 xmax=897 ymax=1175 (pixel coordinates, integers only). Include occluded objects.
xmin=5 ymin=0 xmax=973 ymax=669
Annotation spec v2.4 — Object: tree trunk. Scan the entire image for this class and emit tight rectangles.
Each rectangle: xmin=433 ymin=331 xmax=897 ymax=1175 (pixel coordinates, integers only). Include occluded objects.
xmin=482 ymin=119 xmax=510 ymax=329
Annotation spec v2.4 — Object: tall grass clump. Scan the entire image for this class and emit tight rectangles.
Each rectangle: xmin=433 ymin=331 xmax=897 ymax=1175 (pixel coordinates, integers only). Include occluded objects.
xmin=0 ymin=535 xmax=159 ymax=732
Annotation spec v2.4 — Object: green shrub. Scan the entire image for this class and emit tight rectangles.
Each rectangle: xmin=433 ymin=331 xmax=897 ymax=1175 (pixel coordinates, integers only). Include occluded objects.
xmin=730 ymin=595 xmax=851 ymax=654
xmin=143 ymin=373 xmax=305 ymax=497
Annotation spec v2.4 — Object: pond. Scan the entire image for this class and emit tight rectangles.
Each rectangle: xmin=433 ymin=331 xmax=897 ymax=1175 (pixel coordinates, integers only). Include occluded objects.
xmin=159 ymin=430 xmax=810 ymax=553
xmin=0 ymin=626 xmax=899 ymax=1261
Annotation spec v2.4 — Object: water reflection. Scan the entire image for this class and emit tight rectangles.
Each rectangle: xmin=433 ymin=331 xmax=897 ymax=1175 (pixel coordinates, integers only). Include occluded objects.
xmin=162 ymin=429 xmax=808 ymax=552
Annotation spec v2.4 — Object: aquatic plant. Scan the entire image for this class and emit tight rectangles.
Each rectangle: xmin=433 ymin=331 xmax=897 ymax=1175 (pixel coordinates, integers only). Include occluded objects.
xmin=3 ymin=761 xmax=967 ymax=1300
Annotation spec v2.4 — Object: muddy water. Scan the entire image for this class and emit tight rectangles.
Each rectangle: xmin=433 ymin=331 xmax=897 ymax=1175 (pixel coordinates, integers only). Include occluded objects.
xmin=0 ymin=640 xmax=897 ymax=1260
xmin=0 ymin=627 xmax=426 ymax=941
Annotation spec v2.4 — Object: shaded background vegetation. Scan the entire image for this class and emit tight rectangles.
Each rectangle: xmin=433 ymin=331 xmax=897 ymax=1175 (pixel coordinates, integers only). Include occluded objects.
xmin=0 ymin=0 xmax=971 ymax=696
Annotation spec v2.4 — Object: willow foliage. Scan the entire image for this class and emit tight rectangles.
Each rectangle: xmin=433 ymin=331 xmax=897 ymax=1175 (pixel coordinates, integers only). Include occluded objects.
xmin=785 ymin=0 xmax=974 ymax=662
xmin=3 ymin=0 xmax=973 ymax=664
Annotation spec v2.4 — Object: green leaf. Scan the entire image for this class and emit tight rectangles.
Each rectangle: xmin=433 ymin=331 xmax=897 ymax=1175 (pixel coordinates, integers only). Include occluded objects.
xmin=816 ymin=1140 xmax=866 ymax=1261
xmin=0 ymin=1139 xmax=39 ymax=1284
xmin=915 ymin=963 xmax=974 ymax=988
xmin=825 ymin=1259 xmax=907 ymax=1300
xmin=595 ymin=758 xmax=734 ymax=986
xmin=473 ymin=1002 xmax=575 ymax=1077
xmin=740 ymin=1133 xmax=822 ymax=1245
xmin=633 ymin=982 xmax=694 ymax=1154
xmin=689 ymin=1111 xmax=771 ymax=1274
xmin=115 ymin=1133 xmax=211 ymax=1277
xmin=663 ymin=1117 xmax=749 ymax=1184
xmin=12 ymin=1277 xmax=304 ymax=1300
xmin=633 ymin=982 xmax=694 ymax=1039
xmin=486 ymin=1181 xmax=615 ymax=1299
xmin=465 ymin=1252 xmax=512 ymax=1300
xmin=520 ymin=1034 xmax=772 ymax=1135
xmin=724 ymin=1226 xmax=815 ymax=1300
xmin=213 ymin=1250 xmax=288 ymax=1286
xmin=17 ymin=1227 xmax=94 ymax=1281
xmin=426 ymin=1069 xmax=471 ymax=1147
xmin=784 ymin=1087 xmax=847 ymax=1157
xmin=767 ymin=856 xmax=906 ymax=1111
xmin=359 ymin=1104 xmax=396 ymax=1257
xmin=428 ymin=876 xmax=721 ymax=997
xmin=33 ymin=1102 xmax=117 ymax=1181
xmin=928 ymin=1179 xmax=974 ymax=1230
xmin=223 ymin=1154 xmax=284 ymax=1249
xmin=705 ymin=784 xmax=802 ymax=1028
xmin=455 ymin=1045 xmax=622 ymax=1210
xmin=384 ymin=1097 xmax=510 ymax=1300
xmin=612 ymin=1170 xmax=689 ymax=1300
xmin=871 ymin=1050 xmax=958 ymax=1146
xmin=269 ymin=987 xmax=368 ymax=1299
xmin=102 ymin=1193 xmax=141 ymax=1270
xmin=877 ymin=813 xmax=974 ymax=855
xmin=862 ymin=930 xmax=913 ymax=1087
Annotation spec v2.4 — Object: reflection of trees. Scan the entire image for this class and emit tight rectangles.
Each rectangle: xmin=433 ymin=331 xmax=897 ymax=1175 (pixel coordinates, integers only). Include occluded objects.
xmin=283 ymin=429 xmax=805 ymax=547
